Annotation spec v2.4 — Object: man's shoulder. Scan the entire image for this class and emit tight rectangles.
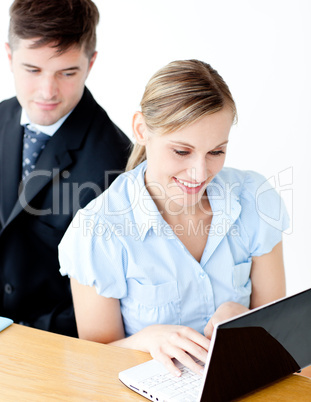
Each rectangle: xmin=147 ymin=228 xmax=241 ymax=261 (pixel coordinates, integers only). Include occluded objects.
xmin=0 ymin=96 xmax=21 ymax=118
xmin=71 ymin=87 xmax=131 ymax=144
xmin=75 ymin=87 xmax=108 ymax=122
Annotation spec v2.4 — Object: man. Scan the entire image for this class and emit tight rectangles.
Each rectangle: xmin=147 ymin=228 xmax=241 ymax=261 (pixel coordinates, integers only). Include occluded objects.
xmin=0 ymin=0 xmax=131 ymax=337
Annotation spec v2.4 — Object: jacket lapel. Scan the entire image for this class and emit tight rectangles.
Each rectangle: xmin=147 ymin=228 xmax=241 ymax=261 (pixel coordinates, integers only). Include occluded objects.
xmin=0 ymin=102 xmax=23 ymax=226
xmin=4 ymin=87 xmax=96 ymax=228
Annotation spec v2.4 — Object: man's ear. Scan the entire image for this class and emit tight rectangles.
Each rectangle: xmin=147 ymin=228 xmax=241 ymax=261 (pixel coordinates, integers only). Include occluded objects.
xmin=132 ymin=111 xmax=148 ymax=145
xmin=5 ymin=43 xmax=13 ymax=71
xmin=84 ymin=51 xmax=97 ymax=80
xmin=87 ymin=51 xmax=97 ymax=75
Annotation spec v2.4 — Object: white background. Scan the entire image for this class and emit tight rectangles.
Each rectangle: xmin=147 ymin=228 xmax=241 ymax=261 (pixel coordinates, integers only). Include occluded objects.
xmin=0 ymin=0 xmax=310 ymax=295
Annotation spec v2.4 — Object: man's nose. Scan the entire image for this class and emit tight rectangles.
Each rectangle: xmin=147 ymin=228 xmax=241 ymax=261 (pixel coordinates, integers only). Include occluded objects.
xmin=40 ymin=75 xmax=58 ymax=100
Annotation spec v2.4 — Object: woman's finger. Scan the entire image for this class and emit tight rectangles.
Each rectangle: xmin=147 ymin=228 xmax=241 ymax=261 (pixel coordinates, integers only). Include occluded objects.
xmin=170 ymin=330 xmax=209 ymax=362
xmin=152 ymin=349 xmax=183 ymax=377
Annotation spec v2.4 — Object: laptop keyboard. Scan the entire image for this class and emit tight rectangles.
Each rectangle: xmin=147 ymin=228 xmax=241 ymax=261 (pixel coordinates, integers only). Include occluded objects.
xmin=138 ymin=360 xmax=204 ymax=402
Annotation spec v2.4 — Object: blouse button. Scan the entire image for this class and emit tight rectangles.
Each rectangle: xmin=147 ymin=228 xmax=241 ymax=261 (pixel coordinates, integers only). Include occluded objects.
xmin=200 ymin=273 xmax=206 ymax=279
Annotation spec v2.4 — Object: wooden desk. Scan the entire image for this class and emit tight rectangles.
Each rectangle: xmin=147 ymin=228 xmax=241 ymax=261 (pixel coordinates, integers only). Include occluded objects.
xmin=1 ymin=324 xmax=310 ymax=401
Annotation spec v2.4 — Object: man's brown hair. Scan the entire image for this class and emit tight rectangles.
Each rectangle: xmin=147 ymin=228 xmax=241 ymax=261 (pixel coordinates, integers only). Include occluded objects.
xmin=8 ymin=0 xmax=99 ymax=59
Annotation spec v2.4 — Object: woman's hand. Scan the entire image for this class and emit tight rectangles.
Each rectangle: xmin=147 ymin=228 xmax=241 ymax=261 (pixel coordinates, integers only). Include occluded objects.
xmin=114 ymin=324 xmax=210 ymax=377
xmin=204 ymin=302 xmax=249 ymax=340
xmin=144 ymin=325 xmax=210 ymax=377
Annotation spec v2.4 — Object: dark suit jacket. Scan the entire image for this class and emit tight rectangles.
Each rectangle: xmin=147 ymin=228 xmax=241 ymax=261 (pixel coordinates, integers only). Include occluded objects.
xmin=0 ymin=87 xmax=132 ymax=337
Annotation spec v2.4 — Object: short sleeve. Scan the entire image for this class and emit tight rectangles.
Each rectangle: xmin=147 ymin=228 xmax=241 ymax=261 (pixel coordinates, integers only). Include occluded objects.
xmin=239 ymin=170 xmax=290 ymax=257
xmin=59 ymin=208 xmax=128 ymax=299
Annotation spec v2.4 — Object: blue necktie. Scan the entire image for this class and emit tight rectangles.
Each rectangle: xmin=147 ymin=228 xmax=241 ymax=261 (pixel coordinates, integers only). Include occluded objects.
xmin=22 ymin=125 xmax=50 ymax=179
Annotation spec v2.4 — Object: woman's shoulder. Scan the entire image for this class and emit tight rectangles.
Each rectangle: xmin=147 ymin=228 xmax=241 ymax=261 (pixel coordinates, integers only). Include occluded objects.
xmin=217 ymin=167 xmax=289 ymax=237
xmin=216 ymin=167 xmax=270 ymax=201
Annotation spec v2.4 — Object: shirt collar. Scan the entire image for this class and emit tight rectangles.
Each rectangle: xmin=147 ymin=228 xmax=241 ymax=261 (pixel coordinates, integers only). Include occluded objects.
xmin=20 ymin=109 xmax=73 ymax=137
xmin=129 ymin=161 xmax=174 ymax=241
xmin=207 ymin=173 xmax=241 ymax=222
xmin=201 ymin=173 xmax=242 ymax=264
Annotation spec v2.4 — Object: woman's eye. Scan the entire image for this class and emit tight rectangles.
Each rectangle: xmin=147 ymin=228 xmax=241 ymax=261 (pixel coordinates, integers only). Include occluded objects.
xmin=209 ymin=150 xmax=225 ymax=156
xmin=173 ymin=149 xmax=190 ymax=157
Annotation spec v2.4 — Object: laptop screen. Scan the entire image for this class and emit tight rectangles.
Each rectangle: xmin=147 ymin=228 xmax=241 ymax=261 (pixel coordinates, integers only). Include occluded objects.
xmin=200 ymin=288 xmax=311 ymax=401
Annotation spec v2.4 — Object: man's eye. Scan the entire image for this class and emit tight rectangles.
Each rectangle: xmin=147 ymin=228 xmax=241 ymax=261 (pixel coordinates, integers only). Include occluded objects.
xmin=62 ymin=72 xmax=76 ymax=77
xmin=26 ymin=69 xmax=40 ymax=73
xmin=173 ymin=149 xmax=190 ymax=157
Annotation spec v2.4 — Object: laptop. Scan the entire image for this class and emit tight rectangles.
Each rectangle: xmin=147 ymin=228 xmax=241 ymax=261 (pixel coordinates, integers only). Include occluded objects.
xmin=119 ymin=288 xmax=311 ymax=401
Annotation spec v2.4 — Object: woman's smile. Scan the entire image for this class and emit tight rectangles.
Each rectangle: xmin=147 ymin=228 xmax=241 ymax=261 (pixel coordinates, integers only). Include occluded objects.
xmin=173 ymin=177 xmax=206 ymax=194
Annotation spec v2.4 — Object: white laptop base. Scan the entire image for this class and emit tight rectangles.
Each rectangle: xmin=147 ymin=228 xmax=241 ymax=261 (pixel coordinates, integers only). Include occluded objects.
xmin=119 ymin=357 xmax=204 ymax=402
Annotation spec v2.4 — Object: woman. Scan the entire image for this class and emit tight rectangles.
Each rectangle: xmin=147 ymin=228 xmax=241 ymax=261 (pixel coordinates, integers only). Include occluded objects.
xmin=59 ymin=60 xmax=288 ymax=377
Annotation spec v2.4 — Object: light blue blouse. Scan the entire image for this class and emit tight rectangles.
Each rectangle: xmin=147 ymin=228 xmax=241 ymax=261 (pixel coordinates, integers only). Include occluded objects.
xmin=59 ymin=161 xmax=289 ymax=337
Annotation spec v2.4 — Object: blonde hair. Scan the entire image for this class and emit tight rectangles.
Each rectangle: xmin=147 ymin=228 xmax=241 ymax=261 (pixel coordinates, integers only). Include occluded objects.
xmin=126 ymin=59 xmax=237 ymax=171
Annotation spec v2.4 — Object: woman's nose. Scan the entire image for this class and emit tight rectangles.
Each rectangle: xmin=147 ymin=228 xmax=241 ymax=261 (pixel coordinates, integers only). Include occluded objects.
xmin=187 ymin=158 xmax=208 ymax=183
